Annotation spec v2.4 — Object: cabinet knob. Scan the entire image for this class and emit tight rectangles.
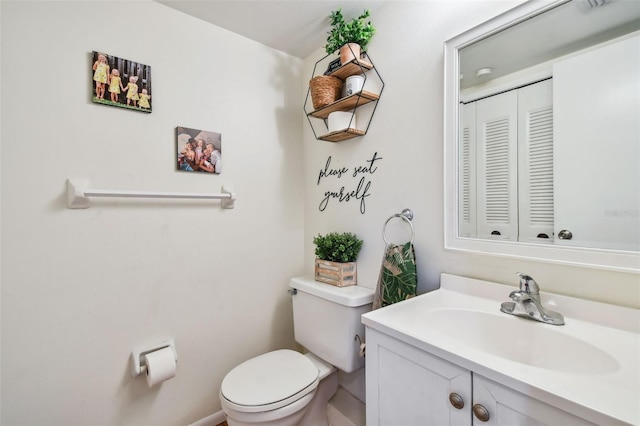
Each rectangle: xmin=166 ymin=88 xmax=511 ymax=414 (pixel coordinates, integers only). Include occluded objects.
xmin=448 ymin=393 xmax=464 ymax=410
xmin=473 ymin=404 xmax=490 ymax=422
xmin=558 ymin=229 xmax=573 ymax=240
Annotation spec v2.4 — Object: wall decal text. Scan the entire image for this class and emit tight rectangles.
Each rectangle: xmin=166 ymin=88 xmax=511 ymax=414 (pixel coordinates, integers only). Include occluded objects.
xmin=317 ymin=152 xmax=383 ymax=214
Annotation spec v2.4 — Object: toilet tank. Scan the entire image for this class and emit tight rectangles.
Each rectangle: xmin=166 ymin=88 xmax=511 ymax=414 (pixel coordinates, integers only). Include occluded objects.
xmin=289 ymin=276 xmax=374 ymax=373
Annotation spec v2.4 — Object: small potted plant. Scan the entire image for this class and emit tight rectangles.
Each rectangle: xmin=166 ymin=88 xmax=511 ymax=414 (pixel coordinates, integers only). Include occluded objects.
xmin=325 ymin=8 xmax=376 ymax=65
xmin=313 ymin=232 xmax=363 ymax=287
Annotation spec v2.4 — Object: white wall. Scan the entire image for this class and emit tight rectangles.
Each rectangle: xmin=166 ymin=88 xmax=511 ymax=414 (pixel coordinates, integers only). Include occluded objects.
xmin=1 ymin=1 xmax=303 ymax=425
xmin=302 ymin=0 xmax=640 ymax=308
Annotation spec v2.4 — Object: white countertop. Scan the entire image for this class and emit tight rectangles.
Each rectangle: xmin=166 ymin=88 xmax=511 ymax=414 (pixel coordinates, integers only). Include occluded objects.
xmin=362 ymin=273 xmax=640 ymax=425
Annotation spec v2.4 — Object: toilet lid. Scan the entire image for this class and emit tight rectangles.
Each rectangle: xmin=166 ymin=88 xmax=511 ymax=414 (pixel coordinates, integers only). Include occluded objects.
xmin=221 ymin=349 xmax=319 ymax=409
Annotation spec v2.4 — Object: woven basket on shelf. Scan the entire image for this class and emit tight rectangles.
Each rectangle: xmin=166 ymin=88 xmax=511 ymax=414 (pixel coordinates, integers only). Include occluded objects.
xmin=309 ymin=76 xmax=343 ymax=110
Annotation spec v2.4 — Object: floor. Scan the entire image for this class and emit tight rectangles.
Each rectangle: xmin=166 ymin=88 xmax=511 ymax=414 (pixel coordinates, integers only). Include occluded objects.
xmin=216 ymin=422 xmax=228 ymax=426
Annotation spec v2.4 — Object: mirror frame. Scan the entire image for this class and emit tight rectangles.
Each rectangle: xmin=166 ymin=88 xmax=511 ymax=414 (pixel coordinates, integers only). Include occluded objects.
xmin=443 ymin=0 xmax=640 ymax=273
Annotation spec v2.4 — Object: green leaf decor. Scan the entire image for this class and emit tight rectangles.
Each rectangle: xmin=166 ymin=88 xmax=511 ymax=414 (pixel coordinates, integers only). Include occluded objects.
xmin=325 ymin=9 xmax=376 ymax=55
xmin=313 ymin=232 xmax=363 ymax=263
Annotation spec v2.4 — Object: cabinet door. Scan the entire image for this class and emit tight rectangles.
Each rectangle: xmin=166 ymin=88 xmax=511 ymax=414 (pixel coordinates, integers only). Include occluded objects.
xmin=553 ymin=34 xmax=640 ymax=250
xmin=366 ymin=329 xmax=472 ymax=426
xmin=475 ymin=91 xmax=518 ymax=241
xmin=472 ymin=375 xmax=596 ymax=426
xmin=517 ymin=79 xmax=554 ymax=243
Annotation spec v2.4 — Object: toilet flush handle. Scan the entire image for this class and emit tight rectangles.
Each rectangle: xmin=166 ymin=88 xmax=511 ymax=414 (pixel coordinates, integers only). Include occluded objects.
xmin=288 ymin=288 xmax=297 ymax=295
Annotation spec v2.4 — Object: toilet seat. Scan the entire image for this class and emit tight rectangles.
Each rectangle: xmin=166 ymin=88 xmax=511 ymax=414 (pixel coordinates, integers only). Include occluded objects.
xmin=220 ymin=349 xmax=319 ymax=413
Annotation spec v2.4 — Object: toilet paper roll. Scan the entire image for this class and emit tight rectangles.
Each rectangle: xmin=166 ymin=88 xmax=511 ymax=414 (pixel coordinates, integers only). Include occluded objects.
xmin=144 ymin=347 xmax=176 ymax=387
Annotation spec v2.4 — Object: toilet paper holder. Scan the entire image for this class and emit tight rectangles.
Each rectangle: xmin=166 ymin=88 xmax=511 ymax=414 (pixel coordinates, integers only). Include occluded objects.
xmin=131 ymin=339 xmax=178 ymax=377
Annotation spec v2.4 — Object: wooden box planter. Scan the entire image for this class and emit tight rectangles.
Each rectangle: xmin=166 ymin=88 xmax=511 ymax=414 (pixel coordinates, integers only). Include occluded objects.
xmin=314 ymin=259 xmax=357 ymax=287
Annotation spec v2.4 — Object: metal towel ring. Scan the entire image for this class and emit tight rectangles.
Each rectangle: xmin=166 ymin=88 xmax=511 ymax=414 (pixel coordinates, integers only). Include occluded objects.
xmin=383 ymin=209 xmax=415 ymax=245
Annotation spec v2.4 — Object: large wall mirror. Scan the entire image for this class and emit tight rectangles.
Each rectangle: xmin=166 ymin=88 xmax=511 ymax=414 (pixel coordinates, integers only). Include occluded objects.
xmin=444 ymin=0 xmax=640 ymax=272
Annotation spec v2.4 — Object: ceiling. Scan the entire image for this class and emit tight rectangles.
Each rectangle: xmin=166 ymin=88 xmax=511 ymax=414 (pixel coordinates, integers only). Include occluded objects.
xmin=155 ymin=0 xmax=386 ymax=59
xmin=155 ymin=0 xmax=640 ymax=80
xmin=460 ymin=0 xmax=640 ymax=89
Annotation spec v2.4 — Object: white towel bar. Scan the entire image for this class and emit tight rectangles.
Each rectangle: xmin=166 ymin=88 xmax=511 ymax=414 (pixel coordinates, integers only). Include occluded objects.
xmin=66 ymin=179 xmax=235 ymax=209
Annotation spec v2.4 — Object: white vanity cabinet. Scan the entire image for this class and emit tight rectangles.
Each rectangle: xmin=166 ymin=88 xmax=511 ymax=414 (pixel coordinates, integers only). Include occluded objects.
xmin=365 ymin=328 xmax=471 ymax=425
xmin=365 ymin=328 xmax=594 ymax=426
xmin=472 ymin=375 xmax=596 ymax=426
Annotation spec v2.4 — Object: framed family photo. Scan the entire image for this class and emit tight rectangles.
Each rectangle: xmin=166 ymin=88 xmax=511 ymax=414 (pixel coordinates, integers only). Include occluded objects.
xmin=176 ymin=126 xmax=223 ymax=174
xmin=91 ymin=51 xmax=152 ymax=113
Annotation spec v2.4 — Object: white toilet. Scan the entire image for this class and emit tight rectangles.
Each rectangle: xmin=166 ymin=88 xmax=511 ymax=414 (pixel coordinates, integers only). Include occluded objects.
xmin=220 ymin=276 xmax=374 ymax=426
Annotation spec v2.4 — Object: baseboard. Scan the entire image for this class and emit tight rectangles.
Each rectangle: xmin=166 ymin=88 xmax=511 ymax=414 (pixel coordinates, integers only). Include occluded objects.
xmin=188 ymin=410 xmax=226 ymax=426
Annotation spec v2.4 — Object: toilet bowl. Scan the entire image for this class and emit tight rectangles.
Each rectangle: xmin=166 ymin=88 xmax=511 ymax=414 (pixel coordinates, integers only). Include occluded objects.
xmin=220 ymin=350 xmax=337 ymax=426
xmin=220 ymin=277 xmax=374 ymax=426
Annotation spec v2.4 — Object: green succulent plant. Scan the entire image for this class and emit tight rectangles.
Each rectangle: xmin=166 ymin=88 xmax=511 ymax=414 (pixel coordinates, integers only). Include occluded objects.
xmin=313 ymin=232 xmax=364 ymax=263
xmin=325 ymin=9 xmax=376 ymax=55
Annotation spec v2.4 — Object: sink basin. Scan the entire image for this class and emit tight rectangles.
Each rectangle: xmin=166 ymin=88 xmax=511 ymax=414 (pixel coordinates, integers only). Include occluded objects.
xmin=423 ymin=308 xmax=619 ymax=375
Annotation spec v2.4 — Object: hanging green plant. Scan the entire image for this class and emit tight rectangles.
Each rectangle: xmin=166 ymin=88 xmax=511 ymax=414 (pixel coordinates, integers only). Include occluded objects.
xmin=325 ymin=9 xmax=376 ymax=55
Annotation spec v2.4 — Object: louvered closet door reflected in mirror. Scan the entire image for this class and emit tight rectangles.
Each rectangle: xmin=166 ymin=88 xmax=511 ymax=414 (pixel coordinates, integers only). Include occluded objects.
xmin=459 ymin=79 xmax=553 ymax=243
xmin=459 ymin=102 xmax=476 ymax=239
xmin=518 ymin=80 xmax=554 ymax=243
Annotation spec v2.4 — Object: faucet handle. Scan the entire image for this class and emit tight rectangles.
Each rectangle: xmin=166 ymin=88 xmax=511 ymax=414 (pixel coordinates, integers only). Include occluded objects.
xmin=508 ymin=290 xmax=527 ymax=302
xmin=516 ymin=272 xmax=539 ymax=295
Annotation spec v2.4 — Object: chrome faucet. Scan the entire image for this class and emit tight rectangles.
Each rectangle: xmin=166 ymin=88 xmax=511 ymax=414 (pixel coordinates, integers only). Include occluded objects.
xmin=500 ymin=273 xmax=565 ymax=325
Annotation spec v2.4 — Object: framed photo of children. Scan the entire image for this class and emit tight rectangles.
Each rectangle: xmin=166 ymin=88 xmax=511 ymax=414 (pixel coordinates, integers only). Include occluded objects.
xmin=91 ymin=51 xmax=152 ymax=113
xmin=177 ymin=126 xmax=223 ymax=174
